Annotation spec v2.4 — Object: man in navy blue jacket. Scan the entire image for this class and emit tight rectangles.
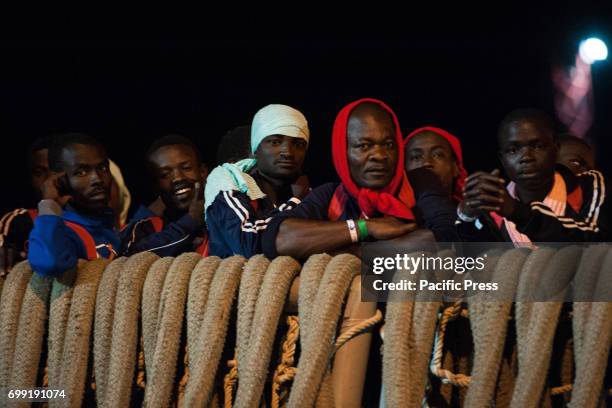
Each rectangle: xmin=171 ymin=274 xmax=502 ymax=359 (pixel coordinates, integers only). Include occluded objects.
xmin=204 ymin=104 xmax=311 ymax=258
xmin=28 ymin=133 xmax=120 ymax=276
xmin=121 ymin=134 xmax=209 ymax=257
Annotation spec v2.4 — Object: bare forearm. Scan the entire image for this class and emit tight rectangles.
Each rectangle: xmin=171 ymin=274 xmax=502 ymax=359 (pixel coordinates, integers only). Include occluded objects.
xmin=275 ymin=218 xmax=353 ymax=259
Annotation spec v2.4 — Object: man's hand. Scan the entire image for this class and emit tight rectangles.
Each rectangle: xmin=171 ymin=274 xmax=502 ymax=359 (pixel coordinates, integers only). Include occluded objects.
xmin=41 ymin=172 xmax=72 ymax=207
xmin=366 ymin=217 xmax=418 ymax=240
xmin=188 ymin=182 xmax=205 ymax=227
xmin=461 ymin=169 xmax=517 ymax=218
xmin=291 ymin=175 xmax=311 ymax=200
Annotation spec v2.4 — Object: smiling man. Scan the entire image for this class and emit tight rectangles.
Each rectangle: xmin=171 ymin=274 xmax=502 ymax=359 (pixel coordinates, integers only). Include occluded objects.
xmin=28 ymin=133 xmax=120 ymax=276
xmin=458 ymin=108 xmax=609 ymax=243
xmin=121 ymin=134 xmax=208 ymax=257
xmin=204 ymin=104 xmax=311 ymax=258
xmin=262 ymin=98 xmax=427 ymax=260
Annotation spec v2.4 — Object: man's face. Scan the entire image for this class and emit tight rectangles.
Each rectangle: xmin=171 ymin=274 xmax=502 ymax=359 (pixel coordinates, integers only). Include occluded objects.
xmin=557 ymin=140 xmax=595 ymax=175
xmin=347 ymin=110 xmax=398 ymax=190
xmin=499 ymin=120 xmax=557 ymax=191
xmin=405 ymin=131 xmax=459 ymax=194
xmin=30 ymin=148 xmax=50 ymax=198
xmin=255 ymin=135 xmax=307 ymax=181
xmin=149 ymin=144 xmax=207 ymax=212
xmin=61 ymin=144 xmax=112 ymax=214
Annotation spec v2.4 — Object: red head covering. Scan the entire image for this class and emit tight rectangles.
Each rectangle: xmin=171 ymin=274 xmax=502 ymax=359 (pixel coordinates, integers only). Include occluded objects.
xmin=403 ymin=126 xmax=467 ymax=202
xmin=332 ymin=98 xmax=415 ymax=220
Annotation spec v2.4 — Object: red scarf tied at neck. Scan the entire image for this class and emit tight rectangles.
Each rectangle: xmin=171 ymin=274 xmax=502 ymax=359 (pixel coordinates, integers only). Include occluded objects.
xmin=332 ymin=98 xmax=415 ymax=220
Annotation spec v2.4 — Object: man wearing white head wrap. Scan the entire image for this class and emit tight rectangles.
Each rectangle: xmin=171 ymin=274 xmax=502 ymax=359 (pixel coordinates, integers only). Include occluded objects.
xmin=205 ymin=103 xmax=311 ymax=258
xmin=250 ymin=104 xmax=310 ymax=153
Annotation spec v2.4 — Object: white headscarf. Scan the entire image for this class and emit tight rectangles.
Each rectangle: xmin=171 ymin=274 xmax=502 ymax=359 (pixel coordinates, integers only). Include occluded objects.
xmin=250 ymin=104 xmax=309 ymax=153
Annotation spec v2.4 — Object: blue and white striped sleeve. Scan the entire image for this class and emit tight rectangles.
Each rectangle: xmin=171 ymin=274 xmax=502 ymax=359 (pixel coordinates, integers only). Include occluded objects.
xmin=205 ymin=190 xmax=279 ymax=258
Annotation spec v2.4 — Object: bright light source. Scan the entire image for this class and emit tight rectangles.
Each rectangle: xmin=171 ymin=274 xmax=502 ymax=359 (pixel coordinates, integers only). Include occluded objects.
xmin=579 ymin=37 xmax=608 ymax=64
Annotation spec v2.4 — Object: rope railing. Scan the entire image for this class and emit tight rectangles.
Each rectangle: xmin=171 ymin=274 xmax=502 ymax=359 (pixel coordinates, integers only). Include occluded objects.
xmin=0 ymin=245 xmax=610 ymax=407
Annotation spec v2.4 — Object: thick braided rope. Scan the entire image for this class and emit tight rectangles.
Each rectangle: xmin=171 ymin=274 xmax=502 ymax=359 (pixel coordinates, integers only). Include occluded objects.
xmin=383 ymin=265 xmax=419 ymax=408
xmin=0 ymin=261 xmax=33 ymax=388
xmin=513 ymin=247 xmax=556 ymax=368
xmin=54 ymin=259 xmax=108 ymax=408
xmin=183 ymin=255 xmax=245 ymax=407
xmin=465 ymin=249 xmax=526 ymax=408
xmin=298 ymin=254 xmax=332 ymax=406
xmin=104 ymin=252 xmax=158 ymax=408
xmin=235 ymin=256 xmax=301 ymax=408
xmin=293 ymin=254 xmax=331 ymax=408
xmin=494 ymin=344 xmax=518 ymax=407
xmin=236 ymin=255 xmax=270 ymax=380
xmin=9 ymin=269 xmax=52 ymax=404
xmin=511 ymin=246 xmax=582 ymax=408
xmin=143 ymin=252 xmax=200 ymax=408
xmin=181 ymin=257 xmax=221 ymax=405
xmin=181 ymin=256 xmax=221 ymax=404
xmin=315 ymin=371 xmax=335 ymax=408
xmin=571 ymin=244 xmax=608 ymax=377
xmin=188 ymin=256 xmax=222 ymax=349
xmin=409 ymin=302 xmax=443 ymax=405
xmin=271 ymin=315 xmax=299 ymax=408
xmin=222 ymin=255 xmax=268 ymax=406
xmin=47 ymin=265 xmax=79 ymax=391
xmin=142 ymin=256 xmax=174 ymax=380
xmin=570 ymin=245 xmax=612 ymax=407
xmin=93 ymin=257 xmax=127 ymax=403
xmin=287 ymin=254 xmax=361 ymax=408
xmin=298 ymin=254 xmax=331 ymax=350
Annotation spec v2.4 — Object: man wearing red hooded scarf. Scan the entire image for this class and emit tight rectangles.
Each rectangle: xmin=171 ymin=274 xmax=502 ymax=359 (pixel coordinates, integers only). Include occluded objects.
xmin=262 ymin=98 xmax=443 ymax=260
xmin=403 ymin=126 xmax=468 ymax=242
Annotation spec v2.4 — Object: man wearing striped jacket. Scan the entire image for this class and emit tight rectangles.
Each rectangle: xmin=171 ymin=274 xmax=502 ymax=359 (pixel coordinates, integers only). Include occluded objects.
xmin=457 ymin=109 xmax=608 ymax=243
xmin=204 ymin=104 xmax=311 ymax=258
